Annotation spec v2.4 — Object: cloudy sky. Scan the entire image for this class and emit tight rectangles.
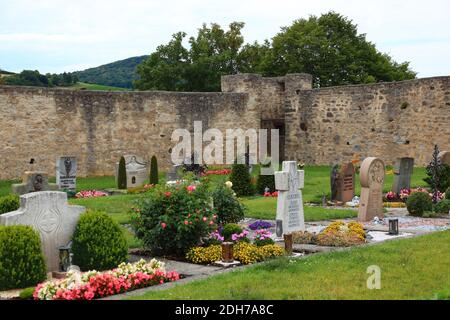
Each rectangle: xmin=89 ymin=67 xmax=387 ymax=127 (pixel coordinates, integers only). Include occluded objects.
xmin=1 ymin=0 xmax=449 ymax=77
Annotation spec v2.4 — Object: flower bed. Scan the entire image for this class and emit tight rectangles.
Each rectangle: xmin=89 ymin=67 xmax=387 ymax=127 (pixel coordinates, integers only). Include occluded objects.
xmin=263 ymin=191 xmax=278 ymax=197
xmin=293 ymin=221 xmax=366 ymax=247
xmin=75 ymin=190 xmax=108 ymax=199
xmin=248 ymin=220 xmax=273 ymax=230
xmin=33 ymin=259 xmax=179 ymax=300
xmin=202 ymin=169 xmax=232 ymax=176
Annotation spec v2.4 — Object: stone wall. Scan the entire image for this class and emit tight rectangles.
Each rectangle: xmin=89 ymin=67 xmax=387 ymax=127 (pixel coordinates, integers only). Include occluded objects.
xmin=0 ymin=74 xmax=449 ymax=179
xmin=0 ymin=86 xmax=257 ymax=179
xmin=284 ymin=76 xmax=450 ymax=166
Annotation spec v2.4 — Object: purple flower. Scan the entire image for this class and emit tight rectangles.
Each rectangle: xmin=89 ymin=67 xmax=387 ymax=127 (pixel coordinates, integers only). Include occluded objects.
xmin=248 ymin=220 xmax=273 ymax=230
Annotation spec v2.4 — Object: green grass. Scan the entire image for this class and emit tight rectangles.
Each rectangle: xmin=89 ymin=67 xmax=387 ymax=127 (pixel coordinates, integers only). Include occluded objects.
xmin=129 ymin=230 xmax=450 ymax=300
xmin=242 ymin=197 xmax=356 ymax=221
xmin=71 ymin=82 xmax=129 ymax=91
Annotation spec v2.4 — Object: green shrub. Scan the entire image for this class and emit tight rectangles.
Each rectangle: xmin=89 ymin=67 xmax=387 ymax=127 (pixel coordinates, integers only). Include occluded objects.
xmin=0 ymin=194 xmax=20 ymax=215
xmin=445 ymin=187 xmax=450 ymax=201
xmin=256 ymin=160 xmax=276 ymax=194
xmin=406 ymin=192 xmax=433 ymax=217
xmin=117 ymin=156 xmax=127 ymax=190
xmin=424 ymin=163 xmax=450 ymax=192
xmin=230 ymin=163 xmax=254 ymax=197
xmin=212 ymin=184 xmax=245 ymax=224
xmin=434 ymin=199 xmax=450 ymax=214
xmin=221 ymin=223 xmax=243 ymax=241
xmin=72 ymin=211 xmax=128 ymax=271
xmin=131 ymin=182 xmax=217 ymax=256
xmin=0 ymin=225 xmax=47 ymax=290
xmin=149 ymin=155 xmax=159 ymax=185
xmin=19 ymin=287 xmax=36 ymax=300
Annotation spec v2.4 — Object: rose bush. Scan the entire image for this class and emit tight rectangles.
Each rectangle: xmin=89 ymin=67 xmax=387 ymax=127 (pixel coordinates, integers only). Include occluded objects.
xmin=131 ymin=181 xmax=218 ymax=256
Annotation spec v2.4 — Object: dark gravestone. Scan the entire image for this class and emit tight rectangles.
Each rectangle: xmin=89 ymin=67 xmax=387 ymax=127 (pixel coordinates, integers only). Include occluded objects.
xmin=392 ymin=157 xmax=414 ymax=194
xmin=331 ymin=163 xmax=355 ymax=203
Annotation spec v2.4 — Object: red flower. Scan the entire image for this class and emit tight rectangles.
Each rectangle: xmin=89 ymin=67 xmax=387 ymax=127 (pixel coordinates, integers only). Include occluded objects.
xmin=164 ymin=191 xmax=172 ymax=197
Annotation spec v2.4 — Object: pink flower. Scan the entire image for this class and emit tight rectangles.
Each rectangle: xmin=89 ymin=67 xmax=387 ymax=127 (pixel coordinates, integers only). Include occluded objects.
xmin=264 ymin=192 xmax=271 ymax=197
xmin=164 ymin=191 xmax=172 ymax=197
xmin=202 ymin=217 xmax=207 ymax=222
xmin=184 ymin=220 xmax=189 ymax=225
xmin=187 ymin=185 xmax=196 ymax=193
xmin=271 ymin=191 xmax=278 ymax=197
xmin=161 ymin=222 xmax=167 ymax=229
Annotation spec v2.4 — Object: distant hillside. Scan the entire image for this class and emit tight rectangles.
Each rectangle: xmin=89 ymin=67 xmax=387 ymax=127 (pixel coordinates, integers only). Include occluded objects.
xmin=72 ymin=56 xmax=148 ymax=89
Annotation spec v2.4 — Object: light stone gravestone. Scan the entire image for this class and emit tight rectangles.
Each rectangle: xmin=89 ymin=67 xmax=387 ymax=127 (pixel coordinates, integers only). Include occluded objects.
xmin=438 ymin=151 xmax=450 ymax=166
xmin=0 ymin=191 xmax=85 ymax=271
xmin=56 ymin=156 xmax=77 ymax=191
xmin=12 ymin=171 xmax=59 ymax=195
xmin=115 ymin=155 xmax=148 ymax=189
xmin=392 ymin=157 xmax=414 ymax=194
xmin=167 ymin=164 xmax=182 ymax=182
xmin=275 ymin=161 xmax=305 ymax=237
xmin=358 ymin=157 xmax=385 ymax=222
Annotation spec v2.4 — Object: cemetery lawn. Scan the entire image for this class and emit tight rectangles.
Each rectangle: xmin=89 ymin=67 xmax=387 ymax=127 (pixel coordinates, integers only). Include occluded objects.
xmin=130 ymin=230 xmax=450 ymax=300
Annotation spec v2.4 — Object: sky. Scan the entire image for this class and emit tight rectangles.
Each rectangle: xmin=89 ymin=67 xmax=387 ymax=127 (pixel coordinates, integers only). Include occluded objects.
xmin=1 ymin=0 xmax=449 ymax=77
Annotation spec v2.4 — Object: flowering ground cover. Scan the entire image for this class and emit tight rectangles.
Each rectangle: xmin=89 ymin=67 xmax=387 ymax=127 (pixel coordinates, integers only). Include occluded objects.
xmin=129 ymin=230 xmax=450 ymax=300
xmin=34 ymin=259 xmax=179 ymax=300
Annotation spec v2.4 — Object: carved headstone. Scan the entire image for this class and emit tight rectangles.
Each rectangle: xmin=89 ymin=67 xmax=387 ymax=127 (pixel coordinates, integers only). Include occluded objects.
xmin=56 ymin=156 xmax=77 ymax=191
xmin=275 ymin=161 xmax=305 ymax=236
xmin=115 ymin=155 xmax=148 ymax=189
xmin=11 ymin=171 xmax=59 ymax=195
xmin=392 ymin=157 xmax=414 ymax=194
xmin=358 ymin=157 xmax=385 ymax=222
xmin=0 ymin=191 xmax=85 ymax=271
xmin=438 ymin=151 xmax=450 ymax=166
xmin=331 ymin=163 xmax=355 ymax=203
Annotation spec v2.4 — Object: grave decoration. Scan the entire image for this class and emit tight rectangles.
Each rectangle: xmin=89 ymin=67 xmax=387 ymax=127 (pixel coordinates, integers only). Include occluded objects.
xmin=12 ymin=171 xmax=59 ymax=195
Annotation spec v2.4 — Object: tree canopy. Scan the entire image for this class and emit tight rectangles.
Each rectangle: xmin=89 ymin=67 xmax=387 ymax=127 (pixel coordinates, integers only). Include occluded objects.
xmin=135 ymin=12 xmax=416 ymax=91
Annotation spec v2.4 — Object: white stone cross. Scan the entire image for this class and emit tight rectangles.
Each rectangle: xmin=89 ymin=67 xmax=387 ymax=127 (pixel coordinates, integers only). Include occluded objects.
xmin=275 ymin=161 xmax=305 ymax=237
xmin=0 ymin=191 xmax=85 ymax=272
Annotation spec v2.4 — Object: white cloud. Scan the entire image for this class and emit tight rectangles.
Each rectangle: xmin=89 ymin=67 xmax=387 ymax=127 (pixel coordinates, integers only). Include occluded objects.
xmin=0 ymin=0 xmax=449 ymax=76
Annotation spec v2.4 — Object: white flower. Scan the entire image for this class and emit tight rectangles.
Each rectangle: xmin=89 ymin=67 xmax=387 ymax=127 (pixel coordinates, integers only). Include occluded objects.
xmin=225 ymin=181 xmax=233 ymax=188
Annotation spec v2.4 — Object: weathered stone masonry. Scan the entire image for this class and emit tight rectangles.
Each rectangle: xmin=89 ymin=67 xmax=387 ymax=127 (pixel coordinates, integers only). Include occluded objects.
xmin=0 ymin=74 xmax=449 ymax=179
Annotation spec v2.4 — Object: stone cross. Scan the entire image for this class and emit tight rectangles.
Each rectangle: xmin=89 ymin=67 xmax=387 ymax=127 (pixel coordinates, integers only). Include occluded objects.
xmin=12 ymin=171 xmax=59 ymax=195
xmin=275 ymin=161 xmax=305 ymax=236
xmin=0 ymin=191 xmax=85 ymax=272
xmin=392 ymin=157 xmax=414 ymax=194
xmin=56 ymin=156 xmax=77 ymax=191
xmin=358 ymin=157 xmax=385 ymax=222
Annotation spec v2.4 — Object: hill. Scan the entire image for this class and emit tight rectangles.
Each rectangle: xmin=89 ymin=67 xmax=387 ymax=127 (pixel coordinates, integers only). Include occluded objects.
xmin=72 ymin=55 xmax=148 ymax=89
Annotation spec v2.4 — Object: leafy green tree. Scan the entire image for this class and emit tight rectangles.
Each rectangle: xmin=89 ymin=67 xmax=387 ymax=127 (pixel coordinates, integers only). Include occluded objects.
xmin=266 ymin=12 xmax=416 ymax=87
xmin=135 ymin=13 xmax=416 ymax=91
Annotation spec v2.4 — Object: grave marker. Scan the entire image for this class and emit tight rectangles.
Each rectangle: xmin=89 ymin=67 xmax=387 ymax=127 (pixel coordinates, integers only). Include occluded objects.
xmin=275 ymin=161 xmax=305 ymax=236
xmin=115 ymin=155 xmax=148 ymax=189
xmin=392 ymin=157 xmax=414 ymax=194
xmin=12 ymin=171 xmax=59 ymax=195
xmin=0 ymin=191 xmax=85 ymax=271
xmin=56 ymin=156 xmax=77 ymax=191
xmin=358 ymin=157 xmax=385 ymax=222
xmin=331 ymin=163 xmax=355 ymax=203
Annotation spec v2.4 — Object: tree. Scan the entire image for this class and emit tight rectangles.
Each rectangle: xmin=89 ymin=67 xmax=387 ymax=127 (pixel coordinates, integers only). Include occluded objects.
xmin=135 ymin=13 xmax=416 ymax=91
xmin=266 ymin=12 xmax=416 ymax=87
xmin=117 ymin=156 xmax=127 ymax=190
xmin=135 ymin=22 xmax=258 ymax=92
xmin=149 ymin=155 xmax=159 ymax=185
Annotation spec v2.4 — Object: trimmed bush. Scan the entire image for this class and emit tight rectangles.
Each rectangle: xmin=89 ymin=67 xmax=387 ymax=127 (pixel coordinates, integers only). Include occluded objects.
xmin=446 ymin=187 xmax=450 ymax=201
xmin=0 ymin=194 xmax=20 ymax=215
xmin=117 ymin=156 xmax=127 ymax=190
xmin=221 ymin=223 xmax=243 ymax=241
xmin=434 ymin=199 xmax=450 ymax=214
xmin=149 ymin=155 xmax=159 ymax=185
xmin=212 ymin=184 xmax=245 ymax=224
xmin=0 ymin=225 xmax=47 ymax=290
xmin=230 ymin=163 xmax=254 ymax=197
xmin=72 ymin=211 xmax=128 ymax=271
xmin=406 ymin=192 xmax=433 ymax=217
